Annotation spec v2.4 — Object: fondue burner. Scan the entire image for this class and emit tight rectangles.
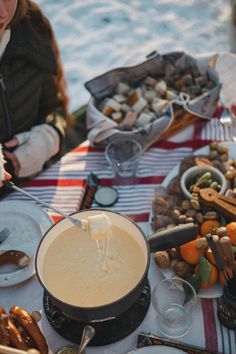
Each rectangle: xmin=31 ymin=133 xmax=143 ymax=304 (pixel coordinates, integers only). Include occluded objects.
xmin=43 ymin=280 xmax=150 ymax=346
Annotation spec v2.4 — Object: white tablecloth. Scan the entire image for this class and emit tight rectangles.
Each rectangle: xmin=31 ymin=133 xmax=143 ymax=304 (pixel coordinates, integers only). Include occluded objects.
xmin=1 ymin=115 xmax=236 ymax=354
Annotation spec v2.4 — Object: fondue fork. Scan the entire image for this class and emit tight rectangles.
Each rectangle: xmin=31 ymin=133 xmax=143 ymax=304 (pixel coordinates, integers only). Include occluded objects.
xmin=3 ymin=180 xmax=87 ymax=230
xmin=3 ymin=180 xmax=113 ymax=239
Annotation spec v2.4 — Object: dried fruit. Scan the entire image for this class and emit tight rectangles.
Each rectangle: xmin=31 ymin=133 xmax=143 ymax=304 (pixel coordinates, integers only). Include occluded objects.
xmin=208 ymin=150 xmax=218 ymax=160
xmin=216 ymin=226 xmax=228 ymax=238
xmin=154 ymin=251 xmax=171 ymax=269
xmin=220 ymin=153 xmax=228 ymax=162
xmin=178 ymin=214 xmax=187 ymax=223
xmin=195 ymin=212 xmax=204 ymax=224
xmin=168 ymin=248 xmax=179 ymax=259
xmin=172 ymin=209 xmax=181 ymax=220
xmin=181 ymin=199 xmax=191 ymax=210
xmin=190 ymin=198 xmax=201 ymax=210
xmin=217 ymin=145 xmax=229 ymax=154
xmin=209 ymin=141 xmax=218 ymax=150
xmin=204 ymin=211 xmax=218 ymax=220
xmin=172 ymin=260 xmax=191 ymax=277
xmin=225 ymin=169 xmax=236 ymax=180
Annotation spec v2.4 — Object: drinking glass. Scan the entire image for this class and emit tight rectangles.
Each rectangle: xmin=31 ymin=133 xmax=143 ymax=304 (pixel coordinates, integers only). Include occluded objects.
xmin=105 ymin=138 xmax=142 ymax=185
xmin=152 ymin=277 xmax=197 ymax=338
xmin=229 ymin=104 xmax=236 ymax=142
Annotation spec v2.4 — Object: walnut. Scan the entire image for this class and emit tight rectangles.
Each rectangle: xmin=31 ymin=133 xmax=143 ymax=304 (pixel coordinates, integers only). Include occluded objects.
xmin=154 ymin=251 xmax=170 ymax=269
xmin=168 ymin=247 xmax=179 ymax=259
xmin=172 ymin=260 xmax=191 ymax=277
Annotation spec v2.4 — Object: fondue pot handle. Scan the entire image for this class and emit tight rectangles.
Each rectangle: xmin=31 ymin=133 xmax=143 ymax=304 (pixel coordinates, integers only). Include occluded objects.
xmin=148 ymin=223 xmax=198 ymax=253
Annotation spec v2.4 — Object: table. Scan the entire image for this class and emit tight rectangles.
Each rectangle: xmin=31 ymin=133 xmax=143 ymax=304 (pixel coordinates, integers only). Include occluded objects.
xmin=1 ymin=114 xmax=236 ymax=354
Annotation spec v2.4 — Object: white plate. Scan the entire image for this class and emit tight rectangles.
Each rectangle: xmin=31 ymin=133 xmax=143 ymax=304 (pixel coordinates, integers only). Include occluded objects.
xmin=128 ymin=345 xmax=186 ymax=353
xmin=0 ymin=200 xmax=53 ymax=287
xmin=151 ymin=142 xmax=236 ymax=299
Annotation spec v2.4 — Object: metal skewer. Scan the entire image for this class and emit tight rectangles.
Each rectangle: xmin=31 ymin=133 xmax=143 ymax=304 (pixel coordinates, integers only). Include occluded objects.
xmin=3 ymin=180 xmax=86 ymax=230
xmin=205 ymin=234 xmax=230 ymax=283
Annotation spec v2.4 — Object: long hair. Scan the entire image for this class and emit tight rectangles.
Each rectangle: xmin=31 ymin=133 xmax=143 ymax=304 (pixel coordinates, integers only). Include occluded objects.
xmin=10 ymin=0 xmax=71 ymax=122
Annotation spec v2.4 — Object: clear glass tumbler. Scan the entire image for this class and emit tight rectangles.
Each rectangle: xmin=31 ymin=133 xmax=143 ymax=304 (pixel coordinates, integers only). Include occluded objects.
xmin=152 ymin=277 xmax=197 ymax=338
xmin=105 ymin=138 xmax=142 ymax=185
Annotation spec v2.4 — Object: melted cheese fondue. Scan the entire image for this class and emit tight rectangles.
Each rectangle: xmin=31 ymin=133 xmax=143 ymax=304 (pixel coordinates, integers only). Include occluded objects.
xmin=43 ymin=225 xmax=147 ymax=307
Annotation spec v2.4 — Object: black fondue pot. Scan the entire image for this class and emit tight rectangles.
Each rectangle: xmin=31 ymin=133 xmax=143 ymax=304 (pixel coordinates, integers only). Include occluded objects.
xmin=36 ymin=209 xmax=198 ymax=323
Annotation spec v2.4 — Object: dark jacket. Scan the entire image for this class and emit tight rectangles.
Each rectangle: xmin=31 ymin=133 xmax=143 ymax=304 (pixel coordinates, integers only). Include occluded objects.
xmin=0 ymin=20 xmax=66 ymax=144
xmin=0 ymin=20 xmax=67 ymax=191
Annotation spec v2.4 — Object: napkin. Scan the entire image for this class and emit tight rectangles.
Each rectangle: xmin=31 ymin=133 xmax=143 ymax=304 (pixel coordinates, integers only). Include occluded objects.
xmin=85 ymin=51 xmax=221 ymax=151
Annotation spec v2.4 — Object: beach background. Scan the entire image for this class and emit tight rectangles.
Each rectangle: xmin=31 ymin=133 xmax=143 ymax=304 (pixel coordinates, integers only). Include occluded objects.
xmin=36 ymin=0 xmax=231 ymax=112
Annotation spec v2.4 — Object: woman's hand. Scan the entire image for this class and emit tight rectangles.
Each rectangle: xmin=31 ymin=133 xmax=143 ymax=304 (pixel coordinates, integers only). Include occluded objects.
xmin=0 ymin=142 xmax=12 ymax=187
xmin=0 ymin=171 xmax=11 ymax=187
xmin=3 ymin=124 xmax=60 ymax=178
xmin=4 ymin=138 xmax=21 ymax=176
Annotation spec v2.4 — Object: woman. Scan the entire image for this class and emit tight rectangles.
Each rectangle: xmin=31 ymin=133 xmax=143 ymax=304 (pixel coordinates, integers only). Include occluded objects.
xmin=0 ymin=0 xmax=70 ymax=189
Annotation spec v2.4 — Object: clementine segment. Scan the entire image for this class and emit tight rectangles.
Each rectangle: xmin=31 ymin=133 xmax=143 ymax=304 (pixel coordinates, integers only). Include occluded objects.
xmin=201 ymin=264 xmax=218 ymax=288
xmin=225 ymin=222 xmax=236 ymax=246
xmin=179 ymin=236 xmax=205 ymax=265
xmin=200 ymin=219 xmax=221 ymax=236
xmin=195 ymin=262 xmax=218 ymax=289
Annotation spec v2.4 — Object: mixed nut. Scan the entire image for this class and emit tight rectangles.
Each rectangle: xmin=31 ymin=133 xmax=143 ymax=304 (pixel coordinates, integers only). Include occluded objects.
xmin=154 ymin=250 xmax=192 ymax=277
xmin=208 ymin=142 xmax=236 ymax=195
xmin=151 ymin=142 xmax=236 ymax=232
xmin=152 ymin=142 xmax=236 ymax=291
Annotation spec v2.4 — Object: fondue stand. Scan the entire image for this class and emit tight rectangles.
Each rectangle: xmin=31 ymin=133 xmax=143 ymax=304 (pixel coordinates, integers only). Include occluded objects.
xmin=0 ymin=220 xmax=204 ymax=354
xmin=43 ymin=280 xmax=151 ymax=346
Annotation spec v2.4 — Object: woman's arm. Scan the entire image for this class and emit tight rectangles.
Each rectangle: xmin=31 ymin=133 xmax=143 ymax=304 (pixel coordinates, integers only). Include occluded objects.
xmin=3 ymin=72 xmax=68 ymax=178
xmin=38 ymin=72 xmax=67 ymax=140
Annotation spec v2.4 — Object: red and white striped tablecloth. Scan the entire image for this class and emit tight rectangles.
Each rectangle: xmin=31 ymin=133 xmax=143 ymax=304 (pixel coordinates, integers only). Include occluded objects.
xmin=2 ymin=115 xmax=236 ymax=354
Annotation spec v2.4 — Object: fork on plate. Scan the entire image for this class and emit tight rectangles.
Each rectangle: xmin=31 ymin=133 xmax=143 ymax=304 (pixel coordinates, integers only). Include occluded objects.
xmin=0 ymin=228 xmax=10 ymax=244
xmin=220 ymin=106 xmax=236 ymax=142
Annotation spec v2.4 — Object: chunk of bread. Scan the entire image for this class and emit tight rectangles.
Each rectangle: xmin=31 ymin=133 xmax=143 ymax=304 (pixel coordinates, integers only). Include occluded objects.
xmin=88 ymin=213 xmax=113 ymax=240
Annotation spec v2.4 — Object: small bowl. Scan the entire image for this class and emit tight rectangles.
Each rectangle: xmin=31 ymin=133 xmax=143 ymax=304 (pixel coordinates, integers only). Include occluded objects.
xmin=180 ymin=165 xmax=227 ymax=199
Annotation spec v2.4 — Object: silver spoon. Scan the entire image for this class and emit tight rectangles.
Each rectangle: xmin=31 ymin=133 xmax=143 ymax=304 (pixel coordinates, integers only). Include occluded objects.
xmin=77 ymin=325 xmax=95 ymax=354
xmin=55 ymin=325 xmax=95 ymax=354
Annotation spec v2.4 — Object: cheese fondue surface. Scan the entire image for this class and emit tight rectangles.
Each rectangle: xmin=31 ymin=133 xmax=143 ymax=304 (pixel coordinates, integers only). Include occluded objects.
xmin=42 ymin=225 xmax=147 ymax=307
